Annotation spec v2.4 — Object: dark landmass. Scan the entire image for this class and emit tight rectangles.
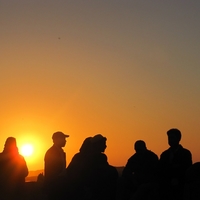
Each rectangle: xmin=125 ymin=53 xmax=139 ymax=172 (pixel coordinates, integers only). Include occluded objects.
xmin=26 ymin=169 xmax=44 ymax=182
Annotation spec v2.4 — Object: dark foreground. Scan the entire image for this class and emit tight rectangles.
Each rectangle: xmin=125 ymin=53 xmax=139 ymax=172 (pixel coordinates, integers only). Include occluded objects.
xmin=15 ymin=178 xmax=200 ymax=200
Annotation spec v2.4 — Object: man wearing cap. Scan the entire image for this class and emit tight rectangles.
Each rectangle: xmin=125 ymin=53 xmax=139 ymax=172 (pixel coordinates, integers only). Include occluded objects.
xmin=44 ymin=131 xmax=69 ymax=199
xmin=159 ymin=128 xmax=192 ymax=199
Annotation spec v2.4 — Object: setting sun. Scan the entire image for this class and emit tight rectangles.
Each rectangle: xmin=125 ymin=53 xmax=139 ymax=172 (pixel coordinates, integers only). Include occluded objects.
xmin=20 ymin=144 xmax=34 ymax=157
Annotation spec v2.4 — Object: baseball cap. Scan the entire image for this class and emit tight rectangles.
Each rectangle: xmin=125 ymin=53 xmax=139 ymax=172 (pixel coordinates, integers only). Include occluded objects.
xmin=52 ymin=131 xmax=69 ymax=140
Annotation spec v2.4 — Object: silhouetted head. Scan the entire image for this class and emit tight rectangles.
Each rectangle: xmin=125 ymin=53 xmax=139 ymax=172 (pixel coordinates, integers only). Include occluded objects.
xmin=134 ymin=140 xmax=147 ymax=154
xmin=167 ymin=128 xmax=181 ymax=148
xmin=91 ymin=134 xmax=107 ymax=153
xmin=52 ymin=131 xmax=69 ymax=148
xmin=3 ymin=137 xmax=18 ymax=153
xmin=79 ymin=137 xmax=92 ymax=154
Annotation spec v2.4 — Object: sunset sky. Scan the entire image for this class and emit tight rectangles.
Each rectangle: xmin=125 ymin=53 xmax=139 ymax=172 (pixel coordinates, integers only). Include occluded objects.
xmin=1 ymin=1 xmax=200 ymax=171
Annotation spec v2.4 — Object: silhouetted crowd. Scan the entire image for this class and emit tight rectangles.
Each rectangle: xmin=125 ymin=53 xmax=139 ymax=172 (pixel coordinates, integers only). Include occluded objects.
xmin=0 ymin=128 xmax=200 ymax=200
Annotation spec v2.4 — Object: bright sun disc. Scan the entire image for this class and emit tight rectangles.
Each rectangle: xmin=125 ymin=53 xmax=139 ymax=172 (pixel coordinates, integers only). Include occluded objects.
xmin=20 ymin=144 xmax=34 ymax=157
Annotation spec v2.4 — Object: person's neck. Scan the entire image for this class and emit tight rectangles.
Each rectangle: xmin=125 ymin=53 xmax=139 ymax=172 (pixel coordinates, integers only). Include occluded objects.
xmin=170 ymin=144 xmax=180 ymax=152
xmin=53 ymin=143 xmax=62 ymax=148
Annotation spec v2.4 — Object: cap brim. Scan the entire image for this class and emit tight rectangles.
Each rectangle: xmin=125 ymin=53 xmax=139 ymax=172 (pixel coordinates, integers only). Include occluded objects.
xmin=64 ymin=134 xmax=69 ymax=138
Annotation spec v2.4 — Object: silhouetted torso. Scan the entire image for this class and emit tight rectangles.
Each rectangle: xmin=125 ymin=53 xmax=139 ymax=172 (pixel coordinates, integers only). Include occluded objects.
xmin=65 ymin=137 xmax=93 ymax=199
xmin=0 ymin=137 xmax=28 ymax=199
xmin=88 ymin=135 xmax=119 ymax=200
xmin=120 ymin=140 xmax=159 ymax=200
xmin=184 ymin=162 xmax=200 ymax=200
xmin=44 ymin=144 xmax=66 ymax=200
xmin=159 ymin=144 xmax=192 ymax=183
xmin=44 ymin=132 xmax=68 ymax=200
xmin=159 ymin=144 xmax=192 ymax=199
xmin=44 ymin=144 xmax=66 ymax=183
xmin=123 ymin=149 xmax=159 ymax=185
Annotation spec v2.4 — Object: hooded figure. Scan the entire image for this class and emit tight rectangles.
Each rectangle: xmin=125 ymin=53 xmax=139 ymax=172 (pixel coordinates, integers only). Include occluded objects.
xmin=65 ymin=137 xmax=93 ymax=199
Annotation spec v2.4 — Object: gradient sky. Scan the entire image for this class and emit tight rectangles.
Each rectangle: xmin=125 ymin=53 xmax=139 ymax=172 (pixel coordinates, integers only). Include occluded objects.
xmin=1 ymin=1 xmax=200 ymax=171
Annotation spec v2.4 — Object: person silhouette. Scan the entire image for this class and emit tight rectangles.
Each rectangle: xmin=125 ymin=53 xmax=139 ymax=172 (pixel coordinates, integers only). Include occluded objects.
xmin=65 ymin=137 xmax=93 ymax=199
xmin=184 ymin=162 xmax=200 ymax=200
xmin=44 ymin=131 xmax=69 ymax=200
xmin=121 ymin=140 xmax=158 ymax=199
xmin=0 ymin=137 xmax=28 ymax=199
xmin=159 ymin=128 xmax=192 ymax=200
xmin=88 ymin=134 xmax=119 ymax=200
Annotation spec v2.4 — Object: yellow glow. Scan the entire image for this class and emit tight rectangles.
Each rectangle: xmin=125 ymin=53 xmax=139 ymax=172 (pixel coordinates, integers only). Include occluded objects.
xmin=15 ymin=130 xmax=50 ymax=170
xmin=20 ymin=144 xmax=34 ymax=157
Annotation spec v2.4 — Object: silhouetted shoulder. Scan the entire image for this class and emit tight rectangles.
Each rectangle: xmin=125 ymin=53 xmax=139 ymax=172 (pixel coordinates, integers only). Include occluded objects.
xmin=67 ymin=152 xmax=84 ymax=170
xmin=45 ymin=146 xmax=57 ymax=156
xmin=182 ymin=147 xmax=192 ymax=154
xmin=160 ymin=145 xmax=192 ymax=159
xmin=147 ymin=150 xmax=159 ymax=158
xmin=91 ymin=152 xmax=108 ymax=167
xmin=185 ymin=162 xmax=200 ymax=182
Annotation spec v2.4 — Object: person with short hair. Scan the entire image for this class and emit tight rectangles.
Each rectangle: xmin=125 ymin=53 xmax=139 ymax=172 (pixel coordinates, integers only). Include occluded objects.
xmin=122 ymin=140 xmax=159 ymax=199
xmin=159 ymin=128 xmax=192 ymax=200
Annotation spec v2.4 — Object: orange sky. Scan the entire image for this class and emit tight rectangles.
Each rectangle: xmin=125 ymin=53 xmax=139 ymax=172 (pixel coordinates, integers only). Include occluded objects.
xmin=1 ymin=1 xmax=200 ymax=171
